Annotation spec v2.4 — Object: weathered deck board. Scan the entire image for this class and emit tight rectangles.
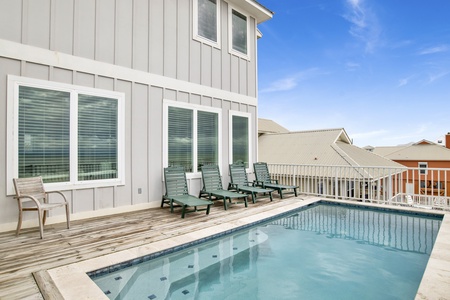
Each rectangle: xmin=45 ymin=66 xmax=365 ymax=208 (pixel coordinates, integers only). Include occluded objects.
xmin=0 ymin=196 xmax=301 ymax=299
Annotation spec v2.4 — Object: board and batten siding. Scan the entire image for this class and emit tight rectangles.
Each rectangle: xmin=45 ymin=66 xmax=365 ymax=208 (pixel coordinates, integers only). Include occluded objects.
xmin=0 ymin=0 xmax=258 ymax=97
xmin=0 ymin=0 xmax=261 ymax=230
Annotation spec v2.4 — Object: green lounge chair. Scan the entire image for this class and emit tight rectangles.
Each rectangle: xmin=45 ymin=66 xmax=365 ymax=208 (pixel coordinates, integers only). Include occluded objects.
xmin=200 ymin=164 xmax=248 ymax=210
xmin=253 ymin=162 xmax=298 ymax=199
xmin=228 ymin=163 xmax=274 ymax=203
xmin=161 ymin=166 xmax=213 ymax=218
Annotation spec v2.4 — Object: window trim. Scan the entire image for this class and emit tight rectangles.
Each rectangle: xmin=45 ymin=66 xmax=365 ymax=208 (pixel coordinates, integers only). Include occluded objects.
xmin=193 ymin=0 xmax=221 ymax=49
xmin=229 ymin=110 xmax=252 ymax=172
xmin=418 ymin=162 xmax=428 ymax=175
xmin=163 ymin=100 xmax=222 ymax=178
xmin=228 ymin=5 xmax=251 ymax=60
xmin=7 ymin=75 xmax=125 ymax=195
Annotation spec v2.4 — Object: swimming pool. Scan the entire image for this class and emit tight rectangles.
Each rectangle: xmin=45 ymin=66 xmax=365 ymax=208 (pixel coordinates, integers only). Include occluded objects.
xmin=89 ymin=202 xmax=442 ymax=299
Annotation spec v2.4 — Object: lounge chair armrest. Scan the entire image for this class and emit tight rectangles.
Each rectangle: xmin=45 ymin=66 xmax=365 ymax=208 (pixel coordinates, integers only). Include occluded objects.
xmin=253 ymin=180 xmax=264 ymax=187
xmin=228 ymin=183 xmax=239 ymax=191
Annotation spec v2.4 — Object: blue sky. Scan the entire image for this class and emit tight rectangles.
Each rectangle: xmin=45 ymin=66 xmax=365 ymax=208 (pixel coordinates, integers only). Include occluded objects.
xmin=257 ymin=0 xmax=450 ymax=147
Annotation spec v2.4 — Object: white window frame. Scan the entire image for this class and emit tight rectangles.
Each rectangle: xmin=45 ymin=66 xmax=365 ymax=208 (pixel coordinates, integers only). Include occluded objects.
xmin=6 ymin=75 xmax=125 ymax=195
xmin=228 ymin=4 xmax=251 ymax=60
xmin=229 ymin=110 xmax=252 ymax=172
xmin=193 ymin=0 xmax=221 ymax=49
xmin=163 ymin=100 xmax=222 ymax=178
xmin=418 ymin=162 xmax=428 ymax=175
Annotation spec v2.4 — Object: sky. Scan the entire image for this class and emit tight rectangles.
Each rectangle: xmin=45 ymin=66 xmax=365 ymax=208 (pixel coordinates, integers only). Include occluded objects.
xmin=256 ymin=0 xmax=450 ymax=147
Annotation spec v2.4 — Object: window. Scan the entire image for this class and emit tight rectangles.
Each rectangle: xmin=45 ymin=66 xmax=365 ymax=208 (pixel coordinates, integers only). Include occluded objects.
xmin=165 ymin=101 xmax=221 ymax=174
xmin=418 ymin=162 xmax=428 ymax=175
xmin=7 ymin=76 xmax=124 ymax=193
xmin=194 ymin=0 xmax=220 ymax=47
xmin=228 ymin=6 xmax=250 ymax=59
xmin=229 ymin=111 xmax=251 ymax=168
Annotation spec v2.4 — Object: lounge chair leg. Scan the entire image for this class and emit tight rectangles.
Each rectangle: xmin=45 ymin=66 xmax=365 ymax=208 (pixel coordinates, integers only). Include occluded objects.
xmin=206 ymin=205 xmax=210 ymax=215
xmin=294 ymin=188 xmax=298 ymax=197
xmin=279 ymin=189 xmax=283 ymax=199
xmin=251 ymin=193 xmax=256 ymax=204
xmin=181 ymin=205 xmax=186 ymax=218
xmin=223 ymin=199 xmax=228 ymax=210
xmin=269 ymin=192 xmax=273 ymax=201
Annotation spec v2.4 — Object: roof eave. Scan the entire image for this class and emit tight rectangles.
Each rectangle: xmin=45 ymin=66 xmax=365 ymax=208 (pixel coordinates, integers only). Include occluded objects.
xmin=228 ymin=0 xmax=274 ymax=24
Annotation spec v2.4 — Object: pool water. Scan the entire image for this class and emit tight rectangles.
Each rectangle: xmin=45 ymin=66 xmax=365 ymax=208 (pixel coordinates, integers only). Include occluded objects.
xmin=91 ymin=203 xmax=442 ymax=300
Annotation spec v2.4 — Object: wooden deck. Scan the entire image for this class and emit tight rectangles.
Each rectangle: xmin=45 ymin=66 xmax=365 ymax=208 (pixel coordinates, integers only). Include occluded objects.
xmin=0 ymin=196 xmax=304 ymax=299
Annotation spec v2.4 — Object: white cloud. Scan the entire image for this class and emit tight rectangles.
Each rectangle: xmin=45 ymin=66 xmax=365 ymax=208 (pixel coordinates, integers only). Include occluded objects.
xmin=260 ymin=68 xmax=322 ymax=93
xmin=427 ymin=71 xmax=450 ymax=84
xmin=418 ymin=45 xmax=449 ymax=55
xmin=343 ymin=0 xmax=381 ymax=53
xmin=346 ymin=61 xmax=360 ymax=71
xmin=397 ymin=75 xmax=415 ymax=87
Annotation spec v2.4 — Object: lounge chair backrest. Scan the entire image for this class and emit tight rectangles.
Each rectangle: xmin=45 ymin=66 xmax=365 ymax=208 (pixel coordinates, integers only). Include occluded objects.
xmin=229 ymin=163 xmax=249 ymax=186
xmin=201 ymin=165 xmax=224 ymax=191
xmin=253 ymin=162 xmax=272 ymax=184
xmin=164 ymin=166 xmax=189 ymax=197
xmin=13 ymin=176 xmax=46 ymax=203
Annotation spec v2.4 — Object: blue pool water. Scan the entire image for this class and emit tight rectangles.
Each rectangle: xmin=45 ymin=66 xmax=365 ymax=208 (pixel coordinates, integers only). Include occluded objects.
xmin=90 ymin=203 xmax=442 ymax=300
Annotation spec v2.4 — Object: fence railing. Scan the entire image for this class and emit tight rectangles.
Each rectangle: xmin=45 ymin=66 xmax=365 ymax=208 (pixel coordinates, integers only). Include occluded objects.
xmin=266 ymin=163 xmax=450 ymax=211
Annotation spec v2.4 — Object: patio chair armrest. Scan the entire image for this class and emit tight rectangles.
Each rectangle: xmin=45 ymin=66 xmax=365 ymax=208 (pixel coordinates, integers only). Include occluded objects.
xmin=46 ymin=191 xmax=69 ymax=204
xmin=15 ymin=195 xmax=42 ymax=208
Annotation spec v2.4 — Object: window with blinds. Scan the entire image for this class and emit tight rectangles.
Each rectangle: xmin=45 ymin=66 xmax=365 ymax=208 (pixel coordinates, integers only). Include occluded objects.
xmin=166 ymin=103 xmax=220 ymax=174
xmin=198 ymin=111 xmax=218 ymax=169
xmin=18 ymin=86 xmax=70 ymax=183
xmin=13 ymin=79 xmax=123 ymax=186
xmin=232 ymin=115 xmax=249 ymax=168
xmin=197 ymin=0 xmax=218 ymax=42
xmin=78 ymin=94 xmax=118 ymax=181
xmin=231 ymin=9 xmax=248 ymax=55
xmin=168 ymin=107 xmax=193 ymax=172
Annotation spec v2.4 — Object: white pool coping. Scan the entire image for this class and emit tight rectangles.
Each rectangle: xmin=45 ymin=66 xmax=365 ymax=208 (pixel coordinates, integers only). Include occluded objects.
xmin=43 ymin=198 xmax=450 ymax=299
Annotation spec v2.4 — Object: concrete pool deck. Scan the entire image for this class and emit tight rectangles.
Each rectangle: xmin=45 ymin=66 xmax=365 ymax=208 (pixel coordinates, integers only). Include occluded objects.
xmin=38 ymin=197 xmax=449 ymax=300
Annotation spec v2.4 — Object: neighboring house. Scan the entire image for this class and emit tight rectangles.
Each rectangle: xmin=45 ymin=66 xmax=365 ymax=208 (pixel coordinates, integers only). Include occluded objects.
xmin=258 ymin=126 xmax=405 ymax=199
xmin=0 ymin=1 xmax=273 ymax=231
xmin=258 ymin=118 xmax=289 ymax=136
xmin=372 ymin=133 xmax=450 ymax=197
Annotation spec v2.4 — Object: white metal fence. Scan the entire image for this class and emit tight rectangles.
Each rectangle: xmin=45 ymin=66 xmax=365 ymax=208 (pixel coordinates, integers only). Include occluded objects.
xmin=265 ymin=163 xmax=450 ymax=211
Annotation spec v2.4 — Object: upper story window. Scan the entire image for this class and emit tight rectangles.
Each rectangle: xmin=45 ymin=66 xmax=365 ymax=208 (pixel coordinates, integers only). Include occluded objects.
xmin=164 ymin=101 xmax=222 ymax=175
xmin=229 ymin=111 xmax=251 ymax=169
xmin=229 ymin=6 xmax=250 ymax=59
xmin=194 ymin=0 xmax=221 ymax=48
xmin=7 ymin=76 xmax=125 ymax=194
xmin=418 ymin=162 xmax=428 ymax=175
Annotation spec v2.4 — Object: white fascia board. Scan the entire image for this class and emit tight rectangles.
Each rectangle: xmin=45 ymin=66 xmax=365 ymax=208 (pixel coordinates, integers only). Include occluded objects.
xmin=226 ymin=0 xmax=273 ymax=24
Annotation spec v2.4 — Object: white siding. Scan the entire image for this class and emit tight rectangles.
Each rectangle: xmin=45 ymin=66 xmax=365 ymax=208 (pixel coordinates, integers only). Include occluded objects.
xmin=0 ymin=0 xmax=264 ymax=229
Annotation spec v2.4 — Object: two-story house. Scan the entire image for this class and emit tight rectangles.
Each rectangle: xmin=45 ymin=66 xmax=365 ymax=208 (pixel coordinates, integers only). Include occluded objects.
xmin=372 ymin=133 xmax=450 ymax=197
xmin=0 ymin=0 xmax=273 ymax=232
